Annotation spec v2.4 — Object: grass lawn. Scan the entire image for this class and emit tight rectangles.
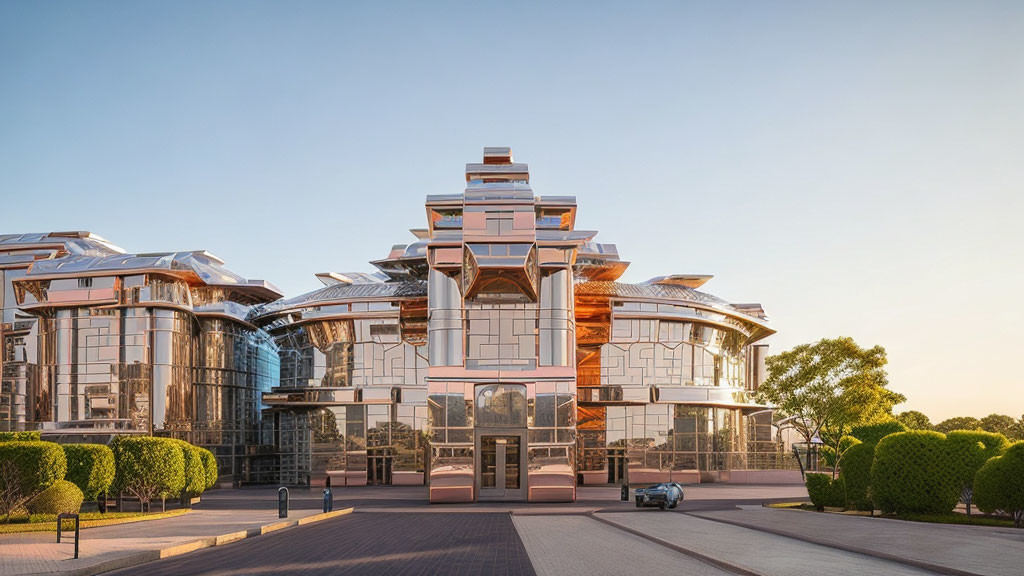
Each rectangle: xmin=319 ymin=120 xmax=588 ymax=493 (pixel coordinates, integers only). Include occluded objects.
xmin=0 ymin=509 xmax=190 ymax=534
xmin=766 ymin=501 xmax=1016 ymax=528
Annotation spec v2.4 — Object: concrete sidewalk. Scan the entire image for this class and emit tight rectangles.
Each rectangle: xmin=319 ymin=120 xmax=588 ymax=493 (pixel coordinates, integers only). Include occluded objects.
xmin=594 ymin=510 xmax=937 ymax=576
xmin=0 ymin=504 xmax=351 ymax=576
xmin=690 ymin=507 xmax=1024 ymax=576
xmin=514 ymin=515 xmax=730 ymax=576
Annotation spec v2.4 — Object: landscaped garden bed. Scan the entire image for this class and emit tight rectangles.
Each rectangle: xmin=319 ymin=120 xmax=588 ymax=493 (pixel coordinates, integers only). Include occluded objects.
xmin=1 ymin=433 xmax=219 ymax=533
xmin=767 ymin=501 xmax=1018 ymax=528
xmin=795 ymin=423 xmax=1024 ymax=529
xmin=0 ymin=509 xmax=190 ymax=534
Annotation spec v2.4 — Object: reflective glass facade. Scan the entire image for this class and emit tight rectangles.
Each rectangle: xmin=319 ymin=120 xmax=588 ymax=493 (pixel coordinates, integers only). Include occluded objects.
xmin=1 ymin=148 xmax=790 ymax=499
xmin=249 ymin=148 xmax=787 ymax=502
xmin=0 ymin=235 xmax=281 ymax=479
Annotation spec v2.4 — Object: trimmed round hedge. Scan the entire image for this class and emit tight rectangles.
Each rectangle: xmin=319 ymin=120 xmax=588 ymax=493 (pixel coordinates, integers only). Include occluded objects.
xmin=63 ymin=443 xmax=116 ymax=501
xmin=850 ymin=420 xmax=907 ymax=446
xmin=839 ymin=442 xmax=875 ymax=510
xmin=111 ymin=436 xmax=185 ymax=503
xmin=166 ymin=439 xmax=206 ymax=497
xmin=871 ymin=430 xmax=959 ymax=514
xmin=199 ymin=448 xmax=218 ymax=490
xmin=28 ymin=479 xmax=84 ymax=515
xmin=805 ymin=473 xmax=846 ymax=509
xmin=0 ymin=441 xmax=67 ymax=496
xmin=946 ymin=430 xmax=1009 ymax=512
xmin=0 ymin=431 xmax=42 ymax=442
xmin=974 ymin=442 xmax=1024 ymax=528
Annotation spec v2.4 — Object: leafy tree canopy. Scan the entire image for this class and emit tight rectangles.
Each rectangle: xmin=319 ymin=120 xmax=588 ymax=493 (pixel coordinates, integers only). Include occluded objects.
xmin=979 ymin=414 xmax=1018 ymax=438
xmin=756 ymin=337 xmax=904 ymax=476
xmin=896 ymin=410 xmax=932 ymax=431
xmin=934 ymin=416 xmax=981 ymax=434
xmin=757 ymin=337 xmax=904 ymax=444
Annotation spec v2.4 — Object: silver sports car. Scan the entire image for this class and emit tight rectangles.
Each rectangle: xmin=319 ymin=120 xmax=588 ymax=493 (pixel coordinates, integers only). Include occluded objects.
xmin=634 ymin=482 xmax=685 ymax=509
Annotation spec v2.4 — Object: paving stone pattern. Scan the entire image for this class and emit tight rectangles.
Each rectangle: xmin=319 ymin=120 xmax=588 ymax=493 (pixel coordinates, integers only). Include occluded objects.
xmin=105 ymin=512 xmax=536 ymax=576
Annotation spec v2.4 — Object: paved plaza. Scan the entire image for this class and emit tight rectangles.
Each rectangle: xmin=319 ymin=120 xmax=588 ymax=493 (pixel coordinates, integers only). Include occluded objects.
xmin=3 ymin=484 xmax=1023 ymax=576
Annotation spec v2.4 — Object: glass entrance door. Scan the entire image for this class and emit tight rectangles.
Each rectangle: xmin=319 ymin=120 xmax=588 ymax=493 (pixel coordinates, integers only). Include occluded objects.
xmin=479 ymin=435 xmax=521 ymax=499
xmin=607 ymin=448 xmax=625 ymax=484
xmin=368 ymin=450 xmax=392 ymax=485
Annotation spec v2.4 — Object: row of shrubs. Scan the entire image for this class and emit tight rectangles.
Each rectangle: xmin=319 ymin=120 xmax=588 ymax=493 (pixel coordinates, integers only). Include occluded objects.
xmin=0 ymin=435 xmax=218 ymax=519
xmin=806 ymin=422 xmax=1024 ymax=527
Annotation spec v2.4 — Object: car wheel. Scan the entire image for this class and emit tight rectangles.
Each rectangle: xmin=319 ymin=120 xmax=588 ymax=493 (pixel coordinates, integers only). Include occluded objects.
xmin=668 ymin=500 xmax=678 ymax=509
xmin=658 ymin=503 xmax=666 ymax=510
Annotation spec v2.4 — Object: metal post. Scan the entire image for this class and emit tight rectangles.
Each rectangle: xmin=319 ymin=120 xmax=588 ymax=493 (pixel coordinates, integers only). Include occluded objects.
xmin=322 ymin=488 xmax=332 ymax=513
xmin=278 ymin=486 xmax=289 ymax=519
xmin=56 ymin=513 xmax=80 ymax=559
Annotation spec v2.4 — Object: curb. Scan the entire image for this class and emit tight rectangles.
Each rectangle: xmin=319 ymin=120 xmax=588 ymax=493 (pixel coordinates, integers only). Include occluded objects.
xmin=26 ymin=508 xmax=353 ymax=576
xmin=687 ymin=509 xmax=987 ymax=576
xmin=586 ymin=512 xmax=763 ymax=576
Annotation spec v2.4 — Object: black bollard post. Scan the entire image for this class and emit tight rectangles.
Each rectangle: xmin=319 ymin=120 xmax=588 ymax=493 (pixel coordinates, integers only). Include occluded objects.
xmin=278 ymin=487 xmax=289 ymax=519
xmin=322 ymin=488 xmax=332 ymax=513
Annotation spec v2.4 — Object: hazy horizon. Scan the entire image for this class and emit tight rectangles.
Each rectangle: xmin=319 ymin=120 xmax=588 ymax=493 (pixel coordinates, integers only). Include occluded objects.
xmin=2 ymin=1 xmax=1021 ymax=422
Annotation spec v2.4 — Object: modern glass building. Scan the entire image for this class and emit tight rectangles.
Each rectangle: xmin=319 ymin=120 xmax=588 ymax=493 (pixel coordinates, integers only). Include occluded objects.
xmin=0 ymin=233 xmax=281 ymax=479
xmin=1 ymin=148 xmax=793 ymax=502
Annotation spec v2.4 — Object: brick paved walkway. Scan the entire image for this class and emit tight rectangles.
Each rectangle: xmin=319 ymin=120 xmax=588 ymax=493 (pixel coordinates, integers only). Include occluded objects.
xmin=105 ymin=512 xmax=536 ymax=576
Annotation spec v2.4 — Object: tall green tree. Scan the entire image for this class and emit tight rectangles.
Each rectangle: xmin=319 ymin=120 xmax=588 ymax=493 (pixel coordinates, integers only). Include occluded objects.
xmin=979 ymin=414 xmax=1018 ymax=438
xmin=896 ymin=410 xmax=932 ymax=430
xmin=934 ymin=416 xmax=981 ymax=434
xmin=756 ymin=337 xmax=905 ymax=476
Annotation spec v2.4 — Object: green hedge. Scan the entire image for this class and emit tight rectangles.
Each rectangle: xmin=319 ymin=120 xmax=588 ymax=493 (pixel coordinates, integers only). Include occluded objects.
xmin=871 ymin=431 xmax=959 ymax=514
xmin=974 ymin=442 xmax=1024 ymax=528
xmin=821 ymin=435 xmax=861 ymax=469
xmin=27 ymin=480 xmax=84 ymax=515
xmin=199 ymin=448 xmax=218 ymax=490
xmin=111 ymin=436 xmax=185 ymax=505
xmin=850 ymin=420 xmax=907 ymax=446
xmin=0 ymin=431 xmax=42 ymax=442
xmin=946 ymin=430 xmax=1009 ymax=514
xmin=0 ymin=441 xmax=67 ymax=494
xmin=0 ymin=441 xmax=67 ymax=516
xmin=63 ymin=444 xmax=116 ymax=501
xmin=839 ymin=442 xmax=875 ymax=510
xmin=805 ymin=473 xmax=846 ymax=509
xmin=166 ymin=439 xmax=206 ymax=497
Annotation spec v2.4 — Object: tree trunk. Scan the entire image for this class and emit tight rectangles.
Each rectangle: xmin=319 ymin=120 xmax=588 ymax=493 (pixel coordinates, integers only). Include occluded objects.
xmin=961 ymin=486 xmax=973 ymax=516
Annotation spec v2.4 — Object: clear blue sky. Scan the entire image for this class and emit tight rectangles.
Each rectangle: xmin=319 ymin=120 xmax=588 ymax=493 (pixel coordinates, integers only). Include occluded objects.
xmin=2 ymin=1 xmax=1022 ymax=422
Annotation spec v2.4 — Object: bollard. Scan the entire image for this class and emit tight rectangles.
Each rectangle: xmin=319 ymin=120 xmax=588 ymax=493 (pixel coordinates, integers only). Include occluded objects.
xmin=56 ymin=513 xmax=80 ymax=559
xmin=620 ymin=484 xmax=629 ymax=502
xmin=322 ymin=488 xmax=333 ymax=513
xmin=278 ymin=486 xmax=289 ymax=519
